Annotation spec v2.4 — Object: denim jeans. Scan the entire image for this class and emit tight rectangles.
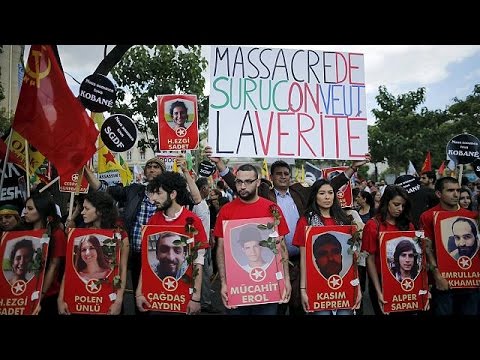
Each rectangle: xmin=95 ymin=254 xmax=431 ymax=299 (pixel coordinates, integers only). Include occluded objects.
xmin=226 ymin=303 xmax=278 ymax=315
xmin=432 ymin=288 xmax=479 ymax=315
xmin=311 ymin=309 xmax=354 ymax=315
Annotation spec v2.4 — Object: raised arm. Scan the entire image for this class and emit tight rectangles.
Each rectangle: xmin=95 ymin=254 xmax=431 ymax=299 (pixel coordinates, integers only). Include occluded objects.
xmin=204 ymin=145 xmax=236 ymax=192
xmin=176 ymin=154 xmax=202 ymax=204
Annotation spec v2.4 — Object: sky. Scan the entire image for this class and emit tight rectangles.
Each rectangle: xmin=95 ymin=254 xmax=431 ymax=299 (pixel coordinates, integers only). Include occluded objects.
xmin=33 ymin=45 xmax=480 ymax=125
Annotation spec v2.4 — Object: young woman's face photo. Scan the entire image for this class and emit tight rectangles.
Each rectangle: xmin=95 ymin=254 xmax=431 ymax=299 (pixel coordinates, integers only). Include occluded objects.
xmin=80 ymin=240 xmax=98 ymax=265
xmin=12 ymin=247 xmax=32 ymax=278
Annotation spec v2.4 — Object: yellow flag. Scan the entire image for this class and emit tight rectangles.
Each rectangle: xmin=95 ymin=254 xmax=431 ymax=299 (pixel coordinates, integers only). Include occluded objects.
xmin=95 ymin=112 xmax=125 ymax=185
xmin=261 ymin=159 xmax=270 ymax=180
xmin=7 ymin=130 xmax=46 ymax=174
xmin=119 ymin=154 xmax=133 ymax=185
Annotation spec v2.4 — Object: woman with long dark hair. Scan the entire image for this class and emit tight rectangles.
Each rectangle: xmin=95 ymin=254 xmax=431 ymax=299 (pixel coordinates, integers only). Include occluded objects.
xmin=58 ymin=191 xmax=129 ymax=315
xmin=292 ymin=179 xmax=362 ymax=315
xmin=361 ymin=185 xmax=415 ymax=315
xmin=23 ymin=192 xmax=66 ymax=316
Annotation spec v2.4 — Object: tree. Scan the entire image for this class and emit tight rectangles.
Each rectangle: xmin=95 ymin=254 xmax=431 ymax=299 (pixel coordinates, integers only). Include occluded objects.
xmin=369 ymin=86 xmax=452 ymax=172
xmin=447 ymin=84 xmax=480 ymax=136
xmin=110 ymin=45 xmax=208 ymax=152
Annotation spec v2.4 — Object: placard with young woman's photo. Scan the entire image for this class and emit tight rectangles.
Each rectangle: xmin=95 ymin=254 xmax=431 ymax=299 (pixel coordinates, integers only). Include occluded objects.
xmin=63 ymin=228 xmax=121 ymax=314
xmin=0 ymin=230 xmax=48 ymax=315
xmin=157 ymin=94 xmax=199 ymax=151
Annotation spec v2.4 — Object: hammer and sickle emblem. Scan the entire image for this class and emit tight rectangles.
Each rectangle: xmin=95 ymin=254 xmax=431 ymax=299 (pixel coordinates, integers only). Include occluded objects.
xmin=25 ymin=48 xmax=51 ymax=88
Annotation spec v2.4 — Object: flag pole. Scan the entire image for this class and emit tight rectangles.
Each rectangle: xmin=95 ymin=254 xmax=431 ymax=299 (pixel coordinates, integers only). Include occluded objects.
xmin=24 ymin=139 xmax=30 ymax=198
xmin=458 ymin=164 xmax=464 ymax=184
xmin=0 ymin=128 xmax=14 ymax=193
xmin=38 ymin=176 xmax=60 ymax=193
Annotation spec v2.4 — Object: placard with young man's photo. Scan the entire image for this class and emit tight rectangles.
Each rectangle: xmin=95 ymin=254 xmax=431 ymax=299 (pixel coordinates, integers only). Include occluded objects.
xmin=140 ymin=225 xmax=195 ymax=313
xmin=305 ymin=225 xmax=358 ymax=312
xmin=379 ymin=231 xmax=429 ymax=313
xmin=433 ymin=212 xmax=480 ymax=288
xmin=0 ymin=230 xmax=48 ymax=315
xmin=63 ymin=228 xmax=121 ymax=314
xmin=223 ymin=217 xmax=286 ymax=307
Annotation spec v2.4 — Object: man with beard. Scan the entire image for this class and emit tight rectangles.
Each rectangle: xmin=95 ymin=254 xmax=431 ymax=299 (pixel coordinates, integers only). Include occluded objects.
xmin=154 ymin=232 xmax=188 ymax=280
xmin=213 ymin=164 xmax=291 ymax=315
xmin=135 ymin=172 xmax=208 ymax=315
xmin=84 ymin=155 xmax=201 ymax=314
xmin=449 ymin=217 xmax=479 ymax=260
xmin=420 ymin=176 xmax=479 ymax=315
xmin=313 ymin=233 xmax=343 ymax=279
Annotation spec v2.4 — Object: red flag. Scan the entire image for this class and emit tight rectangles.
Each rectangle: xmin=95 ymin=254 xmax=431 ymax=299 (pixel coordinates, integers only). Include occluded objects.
xmin=421 ymin=151 xmax=432 ymax=173
xmin=437 ymin=160 xmax=446 ymax=176
xmin=12 ymin=45 xmax=99 ymax=177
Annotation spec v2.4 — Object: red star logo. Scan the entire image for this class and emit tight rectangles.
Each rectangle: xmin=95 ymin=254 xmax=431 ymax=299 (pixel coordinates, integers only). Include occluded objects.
xmin=249 ymin=267 xmax=266 ymax=282
xmin=327 ymin=274 xmax=343 ymax=290
xmin=162 ymin=276 xmax=178 ymax=291
xmin=401 ymin=278 xmax=414 ymax=292
xmin=175 ymin=127 xmax=187 ymax=137
xmin=103 ymin=151 xmax=116 ymax=164
xmin=86 ymin=279 xmax=101 ymax=294
xmin=11 ymin=280 xmax=27 ymax=295
xmin=458 ymin=256 xmax=472 ymax=270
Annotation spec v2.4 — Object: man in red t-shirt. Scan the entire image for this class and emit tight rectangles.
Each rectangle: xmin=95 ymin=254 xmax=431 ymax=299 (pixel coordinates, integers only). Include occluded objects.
xmin=135 ymin=172 xmax=208 ymax=315
xmin=213 ymin=164 xmax=291 ymax=315
xmin=419 ymin=176 xmax=479 ymax=315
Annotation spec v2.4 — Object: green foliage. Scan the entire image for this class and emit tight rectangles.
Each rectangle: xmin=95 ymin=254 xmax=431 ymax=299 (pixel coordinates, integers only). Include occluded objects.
xmin=368 ymin=85 xmax=479 ymax=173
xmin=110 ymin=45 xmax=208 ymax=152
xmin=447 ymin=84 xmax=480 ymax=136
xmin=30 ymin=246 xmax=45 ymax=275
xmin=95 ymin=234 xmax=122 ymax=289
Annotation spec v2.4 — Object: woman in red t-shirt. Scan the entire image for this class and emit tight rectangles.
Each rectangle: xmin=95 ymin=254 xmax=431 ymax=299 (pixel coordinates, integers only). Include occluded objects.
xmin=58 ymin=192 xmax=129 ymax=315
xmin=361 ymin=185 xmax=415 ymax=315
xmin=293 ymin=179 xmax=362 ymax=315
xmin=23 ymin=192 xmax=66 ymax=316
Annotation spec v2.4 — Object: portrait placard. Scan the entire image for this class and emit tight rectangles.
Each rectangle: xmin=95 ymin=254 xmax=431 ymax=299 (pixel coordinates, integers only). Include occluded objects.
xmin=433 ymin=212 xmax=480 ymax=288
xmin=140 ymin=225 xmax=194 ymax=313
xmin=157 ymin=94 xmax=199 ymax=151
xmin=0 ymin=230 xmax=48 ymax=315
xmin=322 ymin=166 xmax=353 ymax=208
xmin=305 ymin=225 xmax=357 ymax=312
xmin=223 ymin=217 xmax=286 ymax=307
xmin=63 ymin=228 xmax=122 ymax=314
xmin=379 ymin=231 xmax=429 ymax=313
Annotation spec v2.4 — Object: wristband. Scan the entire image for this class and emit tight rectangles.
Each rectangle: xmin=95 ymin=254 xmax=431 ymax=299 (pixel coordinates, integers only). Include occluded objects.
xmin=190 ymin=298 xmax=201 ymax=303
